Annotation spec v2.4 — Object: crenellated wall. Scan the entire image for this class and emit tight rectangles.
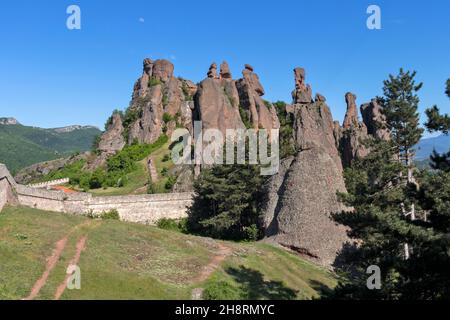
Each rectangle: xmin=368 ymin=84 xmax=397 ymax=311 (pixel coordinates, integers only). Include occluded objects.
xmin=0 ymin=163 xmax=192 ymax=225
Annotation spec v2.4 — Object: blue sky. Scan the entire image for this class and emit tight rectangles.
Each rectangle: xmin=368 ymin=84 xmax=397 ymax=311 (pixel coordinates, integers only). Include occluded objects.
xmin=0 ymin=0 xmax=449 ymax=135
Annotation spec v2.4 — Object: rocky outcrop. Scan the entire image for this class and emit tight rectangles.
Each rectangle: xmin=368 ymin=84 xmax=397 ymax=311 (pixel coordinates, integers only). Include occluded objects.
xmin=235 ymin=65 xmax=280 ymax=132
xmin=292 ymin=67 xmax=313 ymax=104
xmin=0 ymin=117 xmax=19 ymax=125
xmin=264 ymin=68 xmax=350 ymax=267
xmin=194 ymin=62 xmax=245 ymax=134
xmin=98 ymin=112 xmax=126 ymax=154
xmin=14 ymin=153 xmax=89 ymax=185
xmin=337 ymin=93 xmax=370 ymax=167
xmin=361 ymin=99 xmax=390 ymax=141
xmin=342 ymin=93 xmax=359 ymax=129
xmin=127 ymin=58 xmax=197 ymax=145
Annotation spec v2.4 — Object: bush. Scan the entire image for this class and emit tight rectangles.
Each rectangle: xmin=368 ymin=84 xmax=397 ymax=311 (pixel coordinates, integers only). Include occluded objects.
xmin=163 ymin=112 xmax=173 ymax=123
xmin=156 ymin=218 xmax=188 ymax=233
xmin=100 ymin=209 xmax=120 ymax=220
xmin=148 ymin=76 xmax=162 ymax=87
xmin=162 ymin=154 xmax=170 ymax=162
xmin=203 ymin=280 xmax=241 ymax=300
xmin=165 ymin=175 xmax=176 ymax=190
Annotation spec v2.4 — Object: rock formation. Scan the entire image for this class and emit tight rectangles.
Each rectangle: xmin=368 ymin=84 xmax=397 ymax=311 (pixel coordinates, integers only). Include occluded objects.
xmin=235 ymin=65 xmax=280 ymax=132
xmin=194 ymin=62 xmax=245 ymax=135
xmin=0 ymin=117 xmax=19 ymax=125
xmin=264 ymin=68 xmax=350 ymax=267
xmin=98 ymin=112 xmax=126 ymax=154
xmin=342 ymin=92 xmax=359 ymax=129
xmin=292 ymin=67 xmax=313 ymax=104
xmin=127 ymin=58 xmax=197 ymax=144
xmin=361 ymin=98 xmax=390 ymax=140
xmin=336 ymin=95 xmax=389 ymax=167
xmin=337 ymin=93 xmax=370 ymax=167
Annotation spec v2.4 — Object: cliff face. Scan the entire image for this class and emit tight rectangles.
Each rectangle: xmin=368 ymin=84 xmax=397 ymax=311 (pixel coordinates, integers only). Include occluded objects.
xmin=263 ymin=68 xmax=350 ymax=267
xmin=127 ymin=59 xmax=196 ymax=144
xmin=235 ymin=64 xmax=280 ymax=132
xmin=194 ymin=62 xmax=245 ymax=135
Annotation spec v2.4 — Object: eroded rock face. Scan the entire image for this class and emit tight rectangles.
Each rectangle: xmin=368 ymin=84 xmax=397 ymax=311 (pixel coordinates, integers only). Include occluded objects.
xmin=127 ymin=58 xmax=197 ymax=144
xmin=98 ymin=113 xmax=126 ymax=154
xmin=338 ymin=93 xmax=370 ymax=167
xmin=292 ymin=67 xmax=313 ymax=104
xmin=194 ymin=62 xmax=245 ymax=135
xmin=264 ymin=69 xmax=350 ymax=267
xmin=343 ymin=92 xmax=359 ymax=129
xmin=361 ymin=99 xmax=390 ymax=141
xmin=235 ymin=65 xmax=280 ymax=132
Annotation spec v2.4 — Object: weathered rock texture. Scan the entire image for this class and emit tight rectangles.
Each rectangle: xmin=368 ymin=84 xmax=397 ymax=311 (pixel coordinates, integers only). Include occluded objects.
xmin=264 ymin=68 xmax=350 ymax=267
xmin=127 ymin=58 xmax=197 ymax=144
xmin=336 ymin=95 xmax=389 ymax=167
xmin=337 ymin=93 xmax=370 ymax=167
xmin=360 ymin=99 xmax=390 ymax=141
xmin=235 ymin=65 xmax=280 ymax=132
xmin=194 ymin=62 xmax=245 ymax=135
xmin=292 ymin=67 xmax=312 ymax=104
xmin=87 ymin=112 xmax=127 ymax=169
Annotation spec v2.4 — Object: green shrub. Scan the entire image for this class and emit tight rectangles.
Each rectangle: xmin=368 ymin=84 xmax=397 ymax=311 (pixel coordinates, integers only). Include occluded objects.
xmin=165 ymin=175 xmax=176 ymax=190
xmin=163 ymin=112 xmax=173 ymax=123
xmin=162 ymin=154 xmax=170 ymax=162
xmin=100 ymin=209 xmax=120 ymax=220
xmin=148 ymin=76 xmax=162 ymax=87
xmin=162 ymin=95 xmax=169 ymax=107
xmin=239 ymin=106 xmax=252 ymax=129
xmin=203 ymin=280 xmax=241 ymax=300
xmin=156 ymin=218 xmax=188 ymax=233
xmin=244 ymin=224 xmax=259 ymax=241
xmin=161 ymin=167 xmax=169 ymax=177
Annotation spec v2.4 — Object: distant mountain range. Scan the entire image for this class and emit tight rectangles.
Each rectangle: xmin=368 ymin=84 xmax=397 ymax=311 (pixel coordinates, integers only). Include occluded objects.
xmin=0 ymin=117 xmax=101 ymax=173
xmin=415 ymin=134 xmax=450 ymax=160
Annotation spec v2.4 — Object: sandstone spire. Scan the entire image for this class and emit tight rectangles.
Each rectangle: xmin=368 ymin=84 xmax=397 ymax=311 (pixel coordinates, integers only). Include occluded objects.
xmin=292 ymin=67 xmax=313 ymax=104
xmin=343 ymin=92 xmax=359 ymax=129
xmin=219 ymin=61 xmax=232 ymax=79
xmin=207 ymin=63 xmax=218 ymax=79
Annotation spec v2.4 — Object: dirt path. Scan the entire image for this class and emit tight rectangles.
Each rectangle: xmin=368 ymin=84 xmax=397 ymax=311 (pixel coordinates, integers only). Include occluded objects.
xmin=53 ymin=236 xmax=87 ymax=300
xmin=194 ymin=243 xmax=233 ymax=283
xmin=24 ymin=220 xmax=95 ymax=300
xmin=24 ymin=237 xmax=68 ymax=300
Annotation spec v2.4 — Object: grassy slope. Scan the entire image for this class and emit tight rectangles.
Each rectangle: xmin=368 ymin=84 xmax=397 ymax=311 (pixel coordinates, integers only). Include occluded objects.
xmin=0 ymin=124 xmax=101 ymax=173
xmin=89 ymin=141 xmax=175 ymax=196
xmin=0 ymin=206 xmax=337 ymax=300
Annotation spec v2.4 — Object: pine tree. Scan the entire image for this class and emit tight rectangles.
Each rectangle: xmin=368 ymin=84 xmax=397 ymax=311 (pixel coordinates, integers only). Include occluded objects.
xmin=187 ymin=162 xmax=265 ymax=241
xmin=327 ymin=70 xmax=450 ymax=299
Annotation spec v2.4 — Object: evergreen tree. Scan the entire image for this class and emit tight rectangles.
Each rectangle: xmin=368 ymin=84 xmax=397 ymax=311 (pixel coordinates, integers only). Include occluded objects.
xmin=327 ymin=70 xmax=450 ymax=299
xmin=187 ymin=162 xmax=265 ymax=241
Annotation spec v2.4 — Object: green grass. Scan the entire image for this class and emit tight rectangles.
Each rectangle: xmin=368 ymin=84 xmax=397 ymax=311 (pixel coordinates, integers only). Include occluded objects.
xmin=0 ymin=124 xmax=101 ymax=173
xmin=0 ymin=206 xmax=337 ymax=300
xmin=89 ymin=161 xmax=149 ymax=196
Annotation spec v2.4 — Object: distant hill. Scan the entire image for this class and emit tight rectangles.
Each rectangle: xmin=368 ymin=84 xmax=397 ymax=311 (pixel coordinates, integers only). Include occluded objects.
xmin=415 ymin=134 xmax=450 ymax=160
xmin=0 ymin=118 xmax=101 ymax=173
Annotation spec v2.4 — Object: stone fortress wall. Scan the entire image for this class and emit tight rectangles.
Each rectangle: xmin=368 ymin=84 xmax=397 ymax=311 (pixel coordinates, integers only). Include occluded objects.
xmin=0 ymin=164 xmax=192 ymax=225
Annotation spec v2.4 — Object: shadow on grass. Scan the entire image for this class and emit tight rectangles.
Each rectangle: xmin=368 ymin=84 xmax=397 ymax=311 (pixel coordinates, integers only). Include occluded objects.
xmin=226 ymin=266 xmax=298 ymax=300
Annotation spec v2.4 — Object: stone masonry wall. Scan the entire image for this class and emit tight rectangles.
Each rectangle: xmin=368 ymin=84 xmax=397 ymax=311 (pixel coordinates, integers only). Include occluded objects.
xmin=1 ymin=164 xmax=192 ymax=225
